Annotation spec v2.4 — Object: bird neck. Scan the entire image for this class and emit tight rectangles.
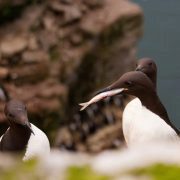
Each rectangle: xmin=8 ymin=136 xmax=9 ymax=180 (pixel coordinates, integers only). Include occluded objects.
xmin=9 ymin=122 xmax=31 ymax=135
xmin=139 ymin=92 xmax=169 ymax=121
xmin=152 ymin=77 xmax=157 ymax=89
xmin=148 ymin=73 xmax=157 ymax=89
xmin=8 ymin=122 xmax=32 ymax=149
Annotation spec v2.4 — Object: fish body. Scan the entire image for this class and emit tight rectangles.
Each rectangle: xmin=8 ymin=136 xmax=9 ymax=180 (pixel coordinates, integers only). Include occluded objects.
xmin=79 ymin=89 xmax=123 ymax=111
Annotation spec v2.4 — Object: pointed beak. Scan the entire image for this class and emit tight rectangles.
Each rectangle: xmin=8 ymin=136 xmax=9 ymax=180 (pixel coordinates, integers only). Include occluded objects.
xmin=79 ymin=77 xmax=128 ymax=111
xmin=136 ymin=65 xmax=144 ymax=72
xmin=95 ymin=86 xmax=125 ymax=98
xmin=94 ymin=87 xmax=111 ymax=96
xmin=24 ymin=122 xmax=34 ymax=135
xmin=20 ymin=116 xmax=34 ymax=135
xmin=135 ymin=65 xmax=146 ymax=72
xmin=90 ymin=76 xmax=128 ymax=105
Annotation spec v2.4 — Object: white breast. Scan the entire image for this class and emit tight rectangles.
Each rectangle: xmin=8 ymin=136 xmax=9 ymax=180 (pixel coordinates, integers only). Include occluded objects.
xmin=122 ymin=98 xmax=179 ymax=147
xmin=23 ymin=123 xmax=50 ymax=161
xmin=123 ymin=98 xmax=141 ymax=145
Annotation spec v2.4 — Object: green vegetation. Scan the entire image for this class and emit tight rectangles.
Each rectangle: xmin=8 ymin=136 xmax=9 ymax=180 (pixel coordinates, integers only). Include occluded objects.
xmin=67 ymin=166 xmax=110 ymax=180
xmin=132 ymin=163 xmax=180 ymax=180
xmin=0 ymin=158 xmax=41 ymax=180
xmin=1 ymin=158 xmax=180 ymax=180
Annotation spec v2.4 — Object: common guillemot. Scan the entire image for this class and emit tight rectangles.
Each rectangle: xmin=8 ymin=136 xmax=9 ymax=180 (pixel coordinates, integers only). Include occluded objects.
xmin=122 ymin=57 xmax=178 ymax=145
xmin=136 ymin=58 xmax=179 ymax=134
xmin=80 ymin=71 xmax=179 ymax=146
xmin=0 ymin=99 xmax=50 ymax=160
xmin=122 ymin=58 xmax=158 ymax=145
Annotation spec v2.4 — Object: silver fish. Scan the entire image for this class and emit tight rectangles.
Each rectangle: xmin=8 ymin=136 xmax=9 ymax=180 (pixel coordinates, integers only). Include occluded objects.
xmin=79 ymin=89 xmax=123 ymax=111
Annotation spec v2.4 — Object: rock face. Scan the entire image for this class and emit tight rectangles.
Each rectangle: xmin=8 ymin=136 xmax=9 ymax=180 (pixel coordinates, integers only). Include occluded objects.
xmin=0 ymin=0 xmax=143 ymax=149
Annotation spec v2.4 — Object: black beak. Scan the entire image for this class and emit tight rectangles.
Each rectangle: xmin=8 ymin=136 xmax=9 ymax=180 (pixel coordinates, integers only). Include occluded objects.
xmin=94 ymin=87 xmax=111 ymax=96
xmin=136 ymin=66 xmax=142 ymax=71
xmin=136 ymin=65 xmax=144 ymax=72
xmin=136 ymin=67 xmax=141 ymax=71
xmin=94 ymin=86 xmax=125 ymax=99
xmin=24 ymin=122 xmax=35 ymax=135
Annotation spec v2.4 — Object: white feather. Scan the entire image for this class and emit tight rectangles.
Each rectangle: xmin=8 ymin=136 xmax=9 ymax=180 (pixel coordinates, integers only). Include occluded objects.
xmin=123 ymin=98 xmax=179 ymax=147
xmin=23 ymin=123 xmax=50 ymax=161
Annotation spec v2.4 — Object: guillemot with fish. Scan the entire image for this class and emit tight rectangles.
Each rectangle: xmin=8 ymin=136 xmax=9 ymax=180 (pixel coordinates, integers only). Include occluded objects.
xmin=122 ymin=57 xmax=158 ymax=145
xmin=0 ymin=99 xmax=50 ymax=160
xmin=80 ymin=57 xmax=158 ymax=145
xmin=79 ymin=71 xmax=179 ymax=146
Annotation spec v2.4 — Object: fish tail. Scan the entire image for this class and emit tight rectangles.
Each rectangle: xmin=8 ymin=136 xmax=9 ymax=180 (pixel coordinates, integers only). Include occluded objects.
xmin=79 ymin=102 xmax=89 ymax=111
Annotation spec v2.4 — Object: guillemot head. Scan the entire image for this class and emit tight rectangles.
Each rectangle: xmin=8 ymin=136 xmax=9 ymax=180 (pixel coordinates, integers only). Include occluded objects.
xmin=136 ymin=57 xmax=157 ymax=87
xmin=4 ymin=100 xmax=34 ymax=134
xmin=95 ymin=71 xmax=156 ymax=99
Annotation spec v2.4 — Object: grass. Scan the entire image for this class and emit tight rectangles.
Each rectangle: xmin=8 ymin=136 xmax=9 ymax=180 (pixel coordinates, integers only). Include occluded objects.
xmin=67 ymin=166 xmax=110 ymax=180
xmin=132 ymin=163 xmax=180 ymax=180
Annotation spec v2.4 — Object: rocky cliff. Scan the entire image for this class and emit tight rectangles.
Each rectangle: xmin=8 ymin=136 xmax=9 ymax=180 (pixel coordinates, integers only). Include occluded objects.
xmin=0 ymin=0 xmax=143 ymax=150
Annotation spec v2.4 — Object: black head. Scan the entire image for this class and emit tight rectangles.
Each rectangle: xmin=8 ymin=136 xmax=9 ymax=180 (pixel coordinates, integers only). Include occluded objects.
xmin=109 ymin=71 xmax=156 ymax=97
xmin=4 ymin=100 xmax=34 ymax=134
xmin=136 ymin=57 xmax=157 ymax=87
xmin=95 ymin=71 xmax=156 ymax=102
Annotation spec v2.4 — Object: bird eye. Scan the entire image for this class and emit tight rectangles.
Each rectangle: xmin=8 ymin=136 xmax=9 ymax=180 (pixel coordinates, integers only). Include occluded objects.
xmin=148 ymin=62 xmax=153 ymax=66
xmin=125 ymin=81 xmax=133 ymax=87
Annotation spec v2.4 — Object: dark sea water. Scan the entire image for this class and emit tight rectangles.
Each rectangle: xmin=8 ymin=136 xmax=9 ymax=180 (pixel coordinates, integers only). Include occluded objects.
xmin=134 ymin=0 xmax=180 ymax=127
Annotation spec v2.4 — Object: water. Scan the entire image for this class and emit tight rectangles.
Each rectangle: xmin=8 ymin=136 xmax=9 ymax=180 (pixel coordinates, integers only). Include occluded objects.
xmin=134 ymin=0 xmax=180 ymax=127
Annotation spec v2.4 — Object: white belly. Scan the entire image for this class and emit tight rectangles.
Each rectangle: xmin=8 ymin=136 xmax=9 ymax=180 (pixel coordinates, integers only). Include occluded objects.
xmin=122 ymin=98 xmax=179 ymax=146
xmin=23 ymin=123 xmax=50 ymax=161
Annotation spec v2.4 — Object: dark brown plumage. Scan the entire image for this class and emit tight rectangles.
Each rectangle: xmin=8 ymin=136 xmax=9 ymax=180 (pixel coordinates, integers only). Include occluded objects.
xmin=136 ymin=57 xmax=157 ymax=88
xmin=96 ymin=71 xmax=180 ymax=135
xmin=0 ymin=100 xmax=34 ymax=152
